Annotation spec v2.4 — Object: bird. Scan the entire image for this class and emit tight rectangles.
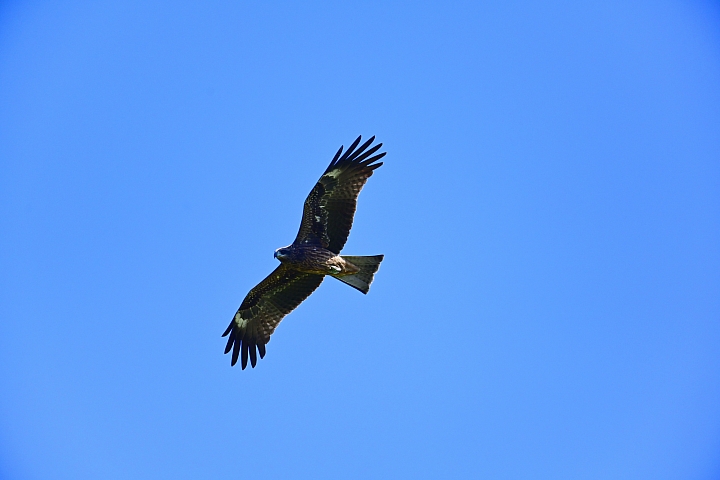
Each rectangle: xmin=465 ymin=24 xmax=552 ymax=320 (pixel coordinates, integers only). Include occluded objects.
xmin=222 ymin=135 xmax=386 ymax=369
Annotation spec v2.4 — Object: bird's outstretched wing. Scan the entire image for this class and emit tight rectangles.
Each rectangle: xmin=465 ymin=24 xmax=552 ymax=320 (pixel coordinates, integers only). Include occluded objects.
xmin=222 ymin=264 xmax=324 ymax=369
xmin=294 ymin=135 xmax=385 ymax=253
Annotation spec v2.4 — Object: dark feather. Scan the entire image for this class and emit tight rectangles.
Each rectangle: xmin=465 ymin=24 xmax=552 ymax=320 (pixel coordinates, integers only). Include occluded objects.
xmin=249 ymin=339 xmax=257 ymax=368
xmin=231 ymin=332 xmax=241 ymax=366
xmin=222 ymin=322 xmax=233 ymax=337
xmin=353 ymin=143 xmax=383 ymax=164
xmin=224 ymin=331 xmax=234 ymax=354
xmin=329 ymin=145 xmax=343 ymax=169
xmin=339 ymin=135 xmax=362 ymax=163
xmin=241 ymin=341 xmax=249 ymax=370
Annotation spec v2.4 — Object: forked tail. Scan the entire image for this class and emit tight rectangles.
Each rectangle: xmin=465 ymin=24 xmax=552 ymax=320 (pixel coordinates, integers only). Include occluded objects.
xmin=332 ymin=255 xmax=384 ymax=294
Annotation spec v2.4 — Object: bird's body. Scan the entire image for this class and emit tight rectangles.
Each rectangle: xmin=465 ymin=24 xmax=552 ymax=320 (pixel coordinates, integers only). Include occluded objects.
xmin=222 ymin=136 xmax=385 ymax=369
xmin=274 ymin=245 xmax=357 ymax=276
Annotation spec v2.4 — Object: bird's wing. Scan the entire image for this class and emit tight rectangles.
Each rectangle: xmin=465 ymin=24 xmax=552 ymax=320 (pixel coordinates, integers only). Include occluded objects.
xmin=294 ymin=135 xmax=385 ymax=253
xmin=222 ymin=264 xmax=324 ymax=369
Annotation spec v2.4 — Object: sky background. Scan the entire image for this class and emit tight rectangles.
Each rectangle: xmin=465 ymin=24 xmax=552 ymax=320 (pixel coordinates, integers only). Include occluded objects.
xmin=1 ymin=1 xmax=719 ymax=479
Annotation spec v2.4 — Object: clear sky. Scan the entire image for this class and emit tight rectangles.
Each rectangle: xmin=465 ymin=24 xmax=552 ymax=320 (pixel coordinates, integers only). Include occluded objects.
xmin=1 ymin=1 xmax=719 ymax=479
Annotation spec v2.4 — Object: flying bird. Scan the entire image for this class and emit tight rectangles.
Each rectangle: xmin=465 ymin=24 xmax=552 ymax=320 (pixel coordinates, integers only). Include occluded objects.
xmin=222 ymin=136 xmax=386 ymax=369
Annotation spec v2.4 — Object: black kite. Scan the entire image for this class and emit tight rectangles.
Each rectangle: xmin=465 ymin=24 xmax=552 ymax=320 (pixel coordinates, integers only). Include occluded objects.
xmin=222 ymin=136 xmax=385 ymax=369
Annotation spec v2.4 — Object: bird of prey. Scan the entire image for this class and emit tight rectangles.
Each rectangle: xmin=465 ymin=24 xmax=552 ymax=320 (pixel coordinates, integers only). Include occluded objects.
xmin=222 ymin=136 xmax=385 ymax=369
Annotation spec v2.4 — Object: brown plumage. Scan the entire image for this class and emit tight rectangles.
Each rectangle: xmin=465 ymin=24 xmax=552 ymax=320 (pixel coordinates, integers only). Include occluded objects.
xmin=222 ymin=136 xmax=385 ymax=369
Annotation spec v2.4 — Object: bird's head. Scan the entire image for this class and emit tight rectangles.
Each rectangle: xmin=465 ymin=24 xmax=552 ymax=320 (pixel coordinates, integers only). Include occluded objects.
xmin=274 ymin=247 xmax=292 ymax=261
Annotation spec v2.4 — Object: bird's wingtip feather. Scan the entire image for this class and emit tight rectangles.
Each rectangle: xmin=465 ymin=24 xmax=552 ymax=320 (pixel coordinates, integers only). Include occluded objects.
xmin=222 ymin=321 xmax=234 ymax=337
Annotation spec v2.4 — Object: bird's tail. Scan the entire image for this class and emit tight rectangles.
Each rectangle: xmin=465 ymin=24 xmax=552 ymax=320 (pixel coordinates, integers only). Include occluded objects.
xmin=333 ymin=255 xmax=384 ymax=294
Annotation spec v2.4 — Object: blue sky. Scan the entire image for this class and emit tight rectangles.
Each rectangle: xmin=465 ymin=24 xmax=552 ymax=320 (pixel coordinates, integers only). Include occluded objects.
xmin=1 ymin=1 xmax=719 ymax=479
